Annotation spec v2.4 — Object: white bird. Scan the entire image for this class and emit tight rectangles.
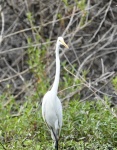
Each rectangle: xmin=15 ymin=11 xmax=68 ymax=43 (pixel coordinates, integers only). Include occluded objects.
xmin=42 ymin=37 xmax=69 ymax=150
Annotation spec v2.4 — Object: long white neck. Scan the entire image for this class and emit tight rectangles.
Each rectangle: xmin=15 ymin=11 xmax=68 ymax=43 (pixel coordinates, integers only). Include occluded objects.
xmin=51 ymin=42 xmax=60 ymax=94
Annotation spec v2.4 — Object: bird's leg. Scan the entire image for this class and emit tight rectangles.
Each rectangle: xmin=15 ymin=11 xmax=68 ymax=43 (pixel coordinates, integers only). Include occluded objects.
xmin=55 ymin=140 xmax=58 ymax=150
xmin=51 ymin=127 xmax=58 ymax=150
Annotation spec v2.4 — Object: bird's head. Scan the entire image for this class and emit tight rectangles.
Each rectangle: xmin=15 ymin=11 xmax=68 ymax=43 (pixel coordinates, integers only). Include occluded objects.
xmin=57 ymin=37 xmax=69 ymax=49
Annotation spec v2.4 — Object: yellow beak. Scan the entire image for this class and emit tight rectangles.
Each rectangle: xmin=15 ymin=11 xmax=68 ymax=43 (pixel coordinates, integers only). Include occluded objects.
xmin=60 ymin=40 xmax=69 ymax=49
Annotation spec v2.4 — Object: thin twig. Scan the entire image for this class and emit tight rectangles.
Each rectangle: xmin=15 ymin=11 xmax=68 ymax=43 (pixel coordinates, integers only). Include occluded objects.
xmin=89 ymin=0 xmax=113 ymax=42
xmin=0 ymin=4 xmax=4 ymax=44
xmin=62 ymin=6 xmax=76 ymax=37
xmin=0 ymin=68 xmax=29 ymax=83
xmin=64 ymin=67 xmax=117 ymax=118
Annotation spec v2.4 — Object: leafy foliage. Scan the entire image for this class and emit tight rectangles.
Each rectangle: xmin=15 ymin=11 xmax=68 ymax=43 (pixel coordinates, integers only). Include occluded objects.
xmin=0 ymin=95 xmax=117 ymax=149
xmin=112 ymin=76 xmax=117 ymax=90
xmin=0 ymin=1 xmax=117 ymax=150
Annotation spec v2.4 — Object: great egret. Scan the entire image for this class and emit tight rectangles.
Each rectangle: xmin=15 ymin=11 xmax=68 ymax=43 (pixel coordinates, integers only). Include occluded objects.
xmin=42 ymin=37 xmax=69 ymax=150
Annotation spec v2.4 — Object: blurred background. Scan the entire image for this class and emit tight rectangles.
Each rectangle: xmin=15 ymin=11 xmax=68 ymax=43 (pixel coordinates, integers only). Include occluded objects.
xmin=0 ymin=0 xmax=117 ymax=149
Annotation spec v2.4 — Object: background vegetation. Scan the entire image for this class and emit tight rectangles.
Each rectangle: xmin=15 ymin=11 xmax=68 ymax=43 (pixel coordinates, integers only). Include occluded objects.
xmin=0 ymin=0 xmax=117 ymax=149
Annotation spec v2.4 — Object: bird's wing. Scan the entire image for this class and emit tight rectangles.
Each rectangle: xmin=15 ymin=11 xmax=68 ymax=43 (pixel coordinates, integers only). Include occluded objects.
xmin=56 ymin=96 xmax=62 ymax=127
xmin=42 ymin=98 xmax=52 ymax=131
xmin=42 ymin=91 xmax=55 ymax=129
xmin=42 ymin=91 xmax=49 ymax=122
xmin=54 ymin=96 xmax=62 ymax=137
xmin=42 ymin=92 xmax=62 ymax=138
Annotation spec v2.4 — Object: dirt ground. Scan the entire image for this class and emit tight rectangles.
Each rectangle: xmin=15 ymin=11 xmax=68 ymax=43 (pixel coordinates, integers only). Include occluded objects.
xmin=0 ymin=0 xmax=117 ymax=105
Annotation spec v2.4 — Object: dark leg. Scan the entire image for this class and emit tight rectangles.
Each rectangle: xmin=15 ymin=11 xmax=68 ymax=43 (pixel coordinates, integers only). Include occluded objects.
xmin=51 ymin=127 xmax=58 ymax=150
xmin=55 ymin=140 xmax=58 ymax=150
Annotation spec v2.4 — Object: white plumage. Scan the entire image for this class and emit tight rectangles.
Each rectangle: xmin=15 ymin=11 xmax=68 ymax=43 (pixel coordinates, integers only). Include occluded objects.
xmin=42 ymin=91 xmax=62 ymax=140
xmin=42 ymin=37 xmax=68 ymax=150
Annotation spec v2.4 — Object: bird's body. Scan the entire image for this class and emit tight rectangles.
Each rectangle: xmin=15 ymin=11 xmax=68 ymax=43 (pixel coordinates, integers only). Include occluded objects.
xmin=42 ymin=37 xmax=68 ymax=149
xmin=42 ymin=91 xmax=62 ymax=140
